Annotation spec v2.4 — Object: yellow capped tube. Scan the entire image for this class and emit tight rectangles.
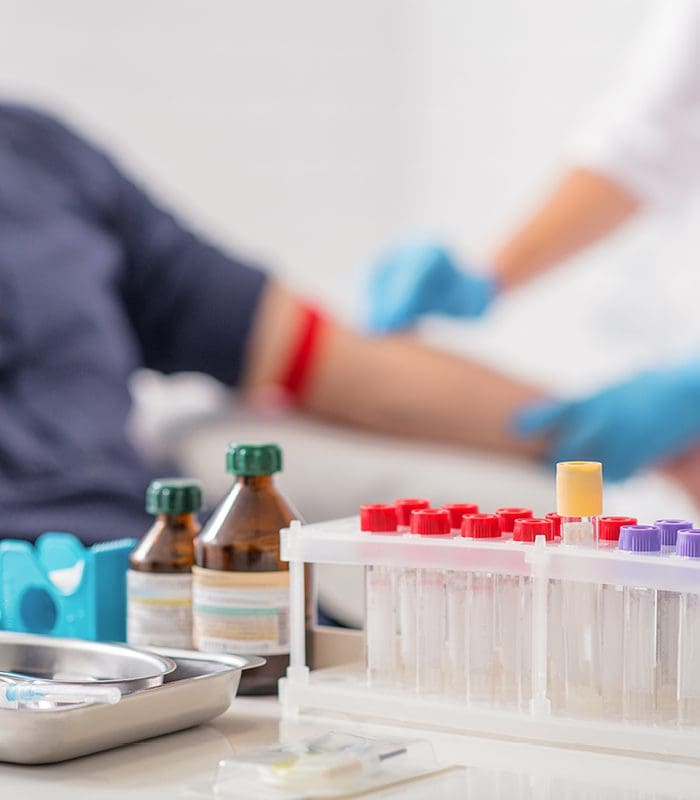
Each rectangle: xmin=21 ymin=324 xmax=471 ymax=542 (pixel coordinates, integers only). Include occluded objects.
xmin=556 ymin=461 xmax=603 ymax=518
xmin=556 ymin=461 xmax=602 ymax=545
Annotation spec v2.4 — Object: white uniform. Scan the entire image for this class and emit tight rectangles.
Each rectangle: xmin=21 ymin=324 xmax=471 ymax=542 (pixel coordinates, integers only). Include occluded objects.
xmin=571 ymin=0 xmax=700 ymax=209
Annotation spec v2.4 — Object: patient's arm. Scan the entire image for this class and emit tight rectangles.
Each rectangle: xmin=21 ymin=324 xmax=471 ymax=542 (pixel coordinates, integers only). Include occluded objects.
xmin=243 ymin=282 xmax=547 ymax=457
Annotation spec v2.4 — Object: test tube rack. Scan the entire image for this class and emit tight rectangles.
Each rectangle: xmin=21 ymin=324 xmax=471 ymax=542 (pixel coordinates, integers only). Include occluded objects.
xmin=280 ymin=517 xmax=700 ymax=759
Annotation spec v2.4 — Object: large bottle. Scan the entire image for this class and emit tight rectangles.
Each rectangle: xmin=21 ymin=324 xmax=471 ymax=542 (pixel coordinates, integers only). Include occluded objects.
xmin=127 ymin=478 xmax=203 ymax=649
xmin=193 ymin=443 xmax=299 ymax=695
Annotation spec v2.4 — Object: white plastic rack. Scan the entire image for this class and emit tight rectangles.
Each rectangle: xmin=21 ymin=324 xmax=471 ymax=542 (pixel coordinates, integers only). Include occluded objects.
xmin=279 ymin=517 xmax=700 ymax=759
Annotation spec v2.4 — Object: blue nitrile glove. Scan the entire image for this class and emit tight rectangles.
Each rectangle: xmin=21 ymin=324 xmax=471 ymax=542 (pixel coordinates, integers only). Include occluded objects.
xmin=365 ymin=239 xmax=499 ymax=333
xmin=514 ymin=360 xmax=700 ymax=482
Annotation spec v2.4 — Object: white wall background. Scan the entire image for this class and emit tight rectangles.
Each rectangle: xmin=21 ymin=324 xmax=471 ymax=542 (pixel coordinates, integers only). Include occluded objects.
xmin=2 ymin=0 xmax=699 ymax=396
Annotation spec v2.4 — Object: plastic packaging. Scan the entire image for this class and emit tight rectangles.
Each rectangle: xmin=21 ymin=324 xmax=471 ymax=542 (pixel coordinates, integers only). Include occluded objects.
xmin=211 ymin=732 xmax=461 ymax=799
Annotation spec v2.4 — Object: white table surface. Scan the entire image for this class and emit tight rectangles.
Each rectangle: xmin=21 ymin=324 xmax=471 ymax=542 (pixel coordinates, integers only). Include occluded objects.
xmin=3 ymin=695 xmax=700 ymax=799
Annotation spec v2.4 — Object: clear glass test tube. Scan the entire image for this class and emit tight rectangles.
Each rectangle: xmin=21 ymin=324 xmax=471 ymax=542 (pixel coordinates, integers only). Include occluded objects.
xmin=544 ymin=510 xmax=564 ymax=713
xmin=675 ymin=529 xmax=700 ymax=727
xmin=361 ymin=504 xmax=400 ymax=688
xmin=560 ymin=514 xmax=602 ymax=718
xmin=493 ymin=505 xmax=534 ymax=705
xmin=597 ymin=516 xmax=637 ymax=720
xmin=442 ymin=503 xmax=479 ymax=698
xmin=655 ymin=520 xmax=692 ymax=723
xmin=412 ymin=508 xmax=452 ymax=695
xmin=619 ymin=525 xmax=661 ymax=722
xmin=555 ymin=460 xmax=604 ymax=719
xmin=461 ymin=513 xmax=501 ymax=705
xmin=499 ymin=518 xmax=553 ymax=711
xmin=394 ymin=499 xmax=429 ymax=690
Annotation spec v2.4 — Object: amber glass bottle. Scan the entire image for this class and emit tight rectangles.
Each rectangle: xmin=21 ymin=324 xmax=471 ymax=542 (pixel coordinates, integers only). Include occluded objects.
xmin=193 ymin=443 xmax=299 ymax=695
xmin=127 ymin=478 xmax=202 ymax=649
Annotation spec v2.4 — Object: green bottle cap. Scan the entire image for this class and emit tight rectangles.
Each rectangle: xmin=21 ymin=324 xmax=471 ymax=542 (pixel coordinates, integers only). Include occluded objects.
xmin=226 ymin=443 xmax=283 ymax=476
xmin=146 ymin=478 xmax=203 ymax=515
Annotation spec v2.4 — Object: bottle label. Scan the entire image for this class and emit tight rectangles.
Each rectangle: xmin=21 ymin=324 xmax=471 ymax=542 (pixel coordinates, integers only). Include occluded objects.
xmin=192 ymin=567 xmax=290 ymax=655
xmin=127 ymin=570 xmax=193 ymax=649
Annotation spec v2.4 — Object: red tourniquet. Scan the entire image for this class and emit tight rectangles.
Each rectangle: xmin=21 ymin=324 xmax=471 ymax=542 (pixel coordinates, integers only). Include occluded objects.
xmin=279 ymin=305 xmax=325 ymax=400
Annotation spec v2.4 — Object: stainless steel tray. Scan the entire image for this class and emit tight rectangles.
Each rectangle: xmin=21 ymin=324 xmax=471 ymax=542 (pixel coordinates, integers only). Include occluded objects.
xmin=0 ymin=647 xmax=264 ymax=764
xmin=0 ymin=632 xmax=176 ymax=691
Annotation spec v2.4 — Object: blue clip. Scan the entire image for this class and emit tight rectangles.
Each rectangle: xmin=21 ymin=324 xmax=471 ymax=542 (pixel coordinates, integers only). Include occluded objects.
xmin=0 ymin=533 xmax=136 ymax=641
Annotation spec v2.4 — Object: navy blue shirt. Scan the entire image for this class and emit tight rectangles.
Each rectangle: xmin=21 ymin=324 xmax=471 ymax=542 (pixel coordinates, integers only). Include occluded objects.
xmin=0 ymin=104 xmax=268 ymax=542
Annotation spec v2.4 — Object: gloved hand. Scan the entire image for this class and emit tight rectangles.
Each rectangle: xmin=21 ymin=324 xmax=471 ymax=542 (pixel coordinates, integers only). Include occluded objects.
xmin=365 ymin=239 xmax=499 ymax=333
xmin=514 ymin=361 xmax=700 ymax=482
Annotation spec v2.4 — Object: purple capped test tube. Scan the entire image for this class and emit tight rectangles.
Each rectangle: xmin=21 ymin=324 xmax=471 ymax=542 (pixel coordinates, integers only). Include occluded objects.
xmin=619 ymin=525 xmax=661 ymax=722
xmin=676 ymin=530 xmax=700 ymax=726
xmin=654 ymin=519 xmax=692 ymax=721
xmin=655 ymin=519 xmax=693 ymax=554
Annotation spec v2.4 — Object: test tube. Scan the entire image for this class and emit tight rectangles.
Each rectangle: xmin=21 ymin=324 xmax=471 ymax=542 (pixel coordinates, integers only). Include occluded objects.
xmin=545 ymin=513 xmax=562 ymax=540
xmin=441 ymin=503 xmax=479 ymax=698
xmin=619 ymin=524 xmax=661 ymax=722
xmin=597 ymin=516 xmax=637 ymax=719
xmin=394 ymin=498 xmax=429 ymax=689
xmin=655 ymin=519 xmax=692 ymax=555
xmin=462 ymin=513 xmax=501 ymax=705
xmin=676 ymin=529 xmax=700 ymax=726
xmin=361 ymin=504 xmax=399 ymax=688
xmin=544 ymin=511 xmax=563 ymax=713
xmin=413 ymin=508 xmax=452 ymax=695
xmin=499 ymin=517 xmax=553 ymax=711
xmin=496 ymin=508 xmax=533 ymax=539
xmin=557 ymin=461 xmax=603 ymax=718
xmin=442 ymin=503 xmax=479 ymax=532
xmin=654 ymin=519 xmax=692 ymax=722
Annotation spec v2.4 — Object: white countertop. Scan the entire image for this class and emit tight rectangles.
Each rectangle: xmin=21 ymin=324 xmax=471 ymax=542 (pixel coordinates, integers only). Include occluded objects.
xmin=3 ymin=695 xmax=700 ymax=799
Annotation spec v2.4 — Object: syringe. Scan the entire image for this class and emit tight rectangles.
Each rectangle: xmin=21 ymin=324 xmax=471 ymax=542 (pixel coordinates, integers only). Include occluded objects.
xmin=0 ymin=679 xmax=121 ymax=707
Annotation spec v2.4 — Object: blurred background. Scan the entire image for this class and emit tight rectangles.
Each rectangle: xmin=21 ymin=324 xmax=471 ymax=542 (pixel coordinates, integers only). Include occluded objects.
xmin=4 ymin=0 xmax=698 ymax=622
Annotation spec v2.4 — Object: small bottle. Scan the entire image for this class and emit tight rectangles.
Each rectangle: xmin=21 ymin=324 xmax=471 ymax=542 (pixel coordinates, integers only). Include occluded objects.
xmin=394 ymin=497 xmax=429 ymax=689
xmin=654 ymin=519 xmax=692 ymax=722
xmin=676 ymin=529 xmax=700 ymax=726
xmin=461 ymin=513 xmax=501 ymax=705
xmin=619 ymin=524 xmax=661 ymax=722
xmin=496 ymin=508 xmax=533 ymax=538
xmin=361 ymin=504 xmax=399 ymax=687
xmin=557 ymin=461 xmax=603 ymax=718
xmin=127 ymin=478 xmax=202 ymax=649
xmin=500 ymin=517 xmax=553 ymax=711
xmin=597 ymin=516 xmax=637 ymax=719
xmin=441 ymin=503 xmax=478 ymax=698
xmin=193 ymin=443 xmax=299 ymax=695
xmin=413 ymin=508 xmax=452 ymax=695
